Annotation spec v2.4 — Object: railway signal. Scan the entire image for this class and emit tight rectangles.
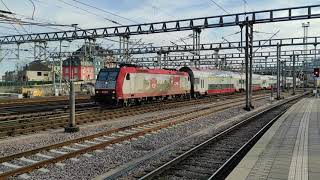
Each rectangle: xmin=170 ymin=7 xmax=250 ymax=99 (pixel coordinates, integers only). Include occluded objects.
xmin=314 ymin=68 xmax=319 ymax=77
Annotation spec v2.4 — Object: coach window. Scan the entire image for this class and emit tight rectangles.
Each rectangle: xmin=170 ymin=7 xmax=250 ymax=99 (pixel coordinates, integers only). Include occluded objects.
xmin=126 ymin=73 xmax=130 ymax=80
xmin=194 ymin=78 xmax=200 ymax=84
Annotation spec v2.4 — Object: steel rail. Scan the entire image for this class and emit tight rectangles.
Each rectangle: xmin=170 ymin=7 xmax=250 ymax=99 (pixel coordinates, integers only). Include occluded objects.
xmin=208 ymin=109 xmax=286 ymax=179
xmin=138 ymin=93 xmax=306 ymax=180
xmin=0 ymin=95 xmax=90 ymax=106
xmin=0 ymin=93 xmax=267 ymax=137
xmin=0 ymin=95 xmax=268 ymax=178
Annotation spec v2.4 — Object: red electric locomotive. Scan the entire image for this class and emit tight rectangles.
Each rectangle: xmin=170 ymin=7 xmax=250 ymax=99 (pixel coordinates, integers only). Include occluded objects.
xmin=95 ymin=65 xmax=191 ymax=105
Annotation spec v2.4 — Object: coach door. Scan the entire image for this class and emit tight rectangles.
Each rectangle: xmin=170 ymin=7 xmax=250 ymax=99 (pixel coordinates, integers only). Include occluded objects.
xmin=125 ymin=73 xmax=135 ymax=97
xmin=194 ymin=78 xmax=200 ymax=92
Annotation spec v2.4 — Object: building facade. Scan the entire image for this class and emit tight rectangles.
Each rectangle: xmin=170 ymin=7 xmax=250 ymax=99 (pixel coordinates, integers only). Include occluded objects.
xmin=20 ymin=61 xmax=52 ymax=81
xmin=2 ymin=71 xmax=18 ymax=81
xmin=63 ymin=57 xmax=94 ymax=81
xmin=62 ymin=45 xmax=114 ymax=81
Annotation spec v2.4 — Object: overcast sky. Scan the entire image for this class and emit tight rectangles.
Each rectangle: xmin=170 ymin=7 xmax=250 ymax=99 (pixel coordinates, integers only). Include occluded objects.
xmin=0 ymin=0 xmax=319 ymax=76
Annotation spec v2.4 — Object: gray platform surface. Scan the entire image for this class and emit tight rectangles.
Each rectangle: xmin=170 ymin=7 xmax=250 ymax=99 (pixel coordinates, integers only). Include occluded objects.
xmin=227 ymin=98 xmax=320 ymax=180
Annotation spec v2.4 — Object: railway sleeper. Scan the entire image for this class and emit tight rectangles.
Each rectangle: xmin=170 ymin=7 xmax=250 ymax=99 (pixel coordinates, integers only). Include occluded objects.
xmin=1 ymin=94 xmax=266 ymax=138
xmin=179 ymin=165 xmax=215 ymax=175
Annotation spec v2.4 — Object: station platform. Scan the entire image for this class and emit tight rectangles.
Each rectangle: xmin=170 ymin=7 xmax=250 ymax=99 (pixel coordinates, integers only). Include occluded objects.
xmin=227 ymin=97 xmax=320 ymax=180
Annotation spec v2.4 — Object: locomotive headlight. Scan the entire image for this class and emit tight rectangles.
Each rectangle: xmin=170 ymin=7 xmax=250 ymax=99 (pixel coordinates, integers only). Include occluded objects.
xmin=105 ymin=82 xmax=108 ymax=85
xmin=112 ymin=91 xmax=115 ymax=93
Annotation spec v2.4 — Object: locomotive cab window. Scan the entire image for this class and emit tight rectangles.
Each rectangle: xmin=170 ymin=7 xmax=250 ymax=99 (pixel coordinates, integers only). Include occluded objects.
xmin=97 ymin=69 xmax=119 ymax=81
xmin=126 ymin=73 xmax=130 ymax=80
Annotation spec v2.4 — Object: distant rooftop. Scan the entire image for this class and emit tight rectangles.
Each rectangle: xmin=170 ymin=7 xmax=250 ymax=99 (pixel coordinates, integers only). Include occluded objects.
xmin=24 ymin=61 xmax=51 ymax=71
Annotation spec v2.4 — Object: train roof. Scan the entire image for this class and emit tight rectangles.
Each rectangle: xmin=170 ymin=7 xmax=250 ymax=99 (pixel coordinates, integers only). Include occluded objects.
xmin=180 ymin=66 xmax=283 ymax=79
xmin=182 ymin=67 xmax=242 ymax=77
xmin=119 ymin=66 xmax=188 ymax=76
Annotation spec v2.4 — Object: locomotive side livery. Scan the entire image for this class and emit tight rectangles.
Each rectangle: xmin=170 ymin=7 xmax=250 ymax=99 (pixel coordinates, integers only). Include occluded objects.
xmin=95 ymin=65 xmax=299 ymax=104
xmin=95 ymin=66 xmax=190 ymax=104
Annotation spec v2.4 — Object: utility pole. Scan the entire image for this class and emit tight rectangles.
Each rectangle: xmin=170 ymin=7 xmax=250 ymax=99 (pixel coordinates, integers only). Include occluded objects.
xmin=244 ymin=17 xmax=254 ymax=111
xmin=280 ymin=61 xmax=285 ymax=92
xmin=276 ymin=43 xmax=281 ymax=99
xmin=265 ymin=56 xmax=268 ymax=75
xmin=163 ymin=52 xmax=168 ymax=68
xmin=124 ymin=35 xmax=130 ymax=63
xmin=119 ymin=35 xmax=130 ymax=63
xmin=284 ymin=60 xmax=287 ymax=90
xmin=302 ymin=22 xmax=310 ymax=89
xmin=119 ymin=36 xmax=122 ymax=61
xmin=53 ymin=57 xmax=56 ymax=95
xmin=214 ymin=49 xmax=219 ymax=67
xmin=292 ymin=55 xmax=296 ymax=95
xmin=221 ymin=57 xmax=226 ymax=70
xmin=34 ymin=42 xmax=37 ymax=61
xmin=314 ymin=43 xmax=318 ymax=95
xmin=157 ymin=51 xmax=161 ymax=68
xmin=65 ymin=24 xmax=79 ymax=133
xmin=193 ymin=28 xmax=201 ymax=68
xmin=59 ymin=40 xmax=62 ymax=95
xmin=239 ymin=24 xmax=244 ymax=53
xmin=65 ymin=82 xmax=79 ymax=132
xmin=249 ymin=19 xmax=254 ymax=109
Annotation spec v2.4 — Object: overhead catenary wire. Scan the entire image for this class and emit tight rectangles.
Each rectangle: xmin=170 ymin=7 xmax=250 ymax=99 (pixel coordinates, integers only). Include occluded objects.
xmin=0 ymin=1 xmax=78 ymax=32
xmin=0 ymin=18 xmax=75 ymax=27
xmin=0 ymin=0 xmax=60 ymax=37
xmin=0 ymin=0 xmax=46 ymax=70
xmin=56 ymin=0 xmax=121 ymax=25
xmin=208 ymin=0 xmax=279 ymax=55
xmin=241 ymin=0 xmax=255 ymax=13
xmin=70 ymin=0 xmax=140 ymax=24
xmin=253 ymin=30 xmax=280 ymax=53
xmin=0 ymin=0 xmax=28 ymax=34
xmin=208 ymin=0 xmax=230 ymax=14
xmin=145 ymin=1 xmax=178 ymax=20
xmin=54 ymin=0 xmax=152 ymax=51
xmin=0 ymin=0 xmax=144 ymax=58
xmin=27 ymin=0 xmax=35 ymax=19
xmin=33 ymin=0 xmax=153 ymax=51
xmin=0 ymin=9 xmax=11 ymax=14
xmin=254 ymin=30 xmax=278 ymax=35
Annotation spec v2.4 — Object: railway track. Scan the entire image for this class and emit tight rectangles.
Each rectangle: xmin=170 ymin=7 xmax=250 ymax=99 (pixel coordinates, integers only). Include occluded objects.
xmin=0 ymin=92 xmax=268 ymax=138
xmin=1 ymin=89 xmax=294 ymax=117
xmin=0 ymin=94 xmax=91 ymax=107
xmin=136 ymin=93 xmax=307 ymax=180
xmin=0 ymin=96 xmax=93 ymax=116
xmin=0 ymin=94 xmax=269 ymax=179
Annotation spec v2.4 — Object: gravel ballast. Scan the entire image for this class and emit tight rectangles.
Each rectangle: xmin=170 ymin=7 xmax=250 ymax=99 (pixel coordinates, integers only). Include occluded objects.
xmin=0 ymin=92 xmax=298 ymax=180
xmin=0 ymin=98 xmax=223 ymax=157
xmin=10 ymin=97 xmax=273 ymax=180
